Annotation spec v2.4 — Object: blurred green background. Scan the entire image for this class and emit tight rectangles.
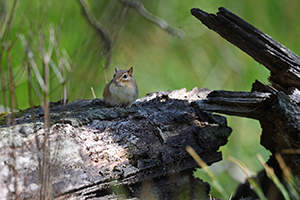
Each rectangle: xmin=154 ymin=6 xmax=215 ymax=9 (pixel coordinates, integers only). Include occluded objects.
xmin=1 ymin=0 xmax=300 ymax=198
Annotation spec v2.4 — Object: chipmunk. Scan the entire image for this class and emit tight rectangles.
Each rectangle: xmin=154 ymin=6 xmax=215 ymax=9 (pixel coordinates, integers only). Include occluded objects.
xmin=103 ymin=67 xmax=138 ymax=107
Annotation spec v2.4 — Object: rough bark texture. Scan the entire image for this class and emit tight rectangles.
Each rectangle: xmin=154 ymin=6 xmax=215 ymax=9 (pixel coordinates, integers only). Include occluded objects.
xmin=0 ymin=87 xmax=231 ymax=199
xmin=195 ymin=89 xmax=300 ymax=173
xmin=191 ymin=7 xmax=300 ymax=92
xmin=191 ymin=7 xmax=300 ymax=200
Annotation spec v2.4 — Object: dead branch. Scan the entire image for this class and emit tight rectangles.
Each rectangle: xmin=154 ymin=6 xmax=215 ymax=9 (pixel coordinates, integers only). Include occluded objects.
xmin=119 ymin=0 xmax=185 ymax=39
xmin=191 ymin=7 xmax=300 ymax=199
xmin=78 ymin=0 xmax=112 ymax=58
xmin=191 ymin=7 xmax=300 ymax=92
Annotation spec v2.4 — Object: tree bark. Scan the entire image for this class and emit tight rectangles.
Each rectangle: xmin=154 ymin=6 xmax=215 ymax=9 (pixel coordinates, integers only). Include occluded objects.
xmin=0 ymin=87 xmax=231 ymax=199
xmin=191 ymin=7 xmax=300 ymax=93
xmin=191 ymin=6 xmax=300 ymax=200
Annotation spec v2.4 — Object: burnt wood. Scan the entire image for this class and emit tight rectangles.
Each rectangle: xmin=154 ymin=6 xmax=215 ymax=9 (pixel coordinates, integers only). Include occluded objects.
xmin=0 ymin=88 xmax=231 ymax=199
xmin=191 ymin=7 xmax=300 ymax=93
xmin=191 ymin=7 xmax=300 ymax=200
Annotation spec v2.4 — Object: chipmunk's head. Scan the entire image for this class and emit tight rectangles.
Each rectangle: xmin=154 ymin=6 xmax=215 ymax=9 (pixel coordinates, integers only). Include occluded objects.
xmin=113 ymin=67 xmax=135 ymax=87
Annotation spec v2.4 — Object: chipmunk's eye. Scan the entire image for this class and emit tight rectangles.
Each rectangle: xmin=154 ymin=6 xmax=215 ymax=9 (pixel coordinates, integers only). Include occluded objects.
xmin=122 ymin=74 xmax=128 ymax=79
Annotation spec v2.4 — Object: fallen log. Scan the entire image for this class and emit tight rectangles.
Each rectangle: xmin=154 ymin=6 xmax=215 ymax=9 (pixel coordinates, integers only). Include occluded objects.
xmin=0 ymin=87 xmax=231 ymax=199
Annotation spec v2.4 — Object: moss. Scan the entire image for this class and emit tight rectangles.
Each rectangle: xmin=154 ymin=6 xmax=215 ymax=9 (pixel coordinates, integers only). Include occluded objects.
xmin=0 ymin=112 xmax=9 ymax=126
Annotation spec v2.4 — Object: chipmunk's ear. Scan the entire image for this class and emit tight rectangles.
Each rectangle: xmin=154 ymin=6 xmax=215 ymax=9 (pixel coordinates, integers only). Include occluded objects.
xmin=128 ymin=67 xmax=133 ymax=75
xmin=115 ymin=67 xmax=119 ymax=72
